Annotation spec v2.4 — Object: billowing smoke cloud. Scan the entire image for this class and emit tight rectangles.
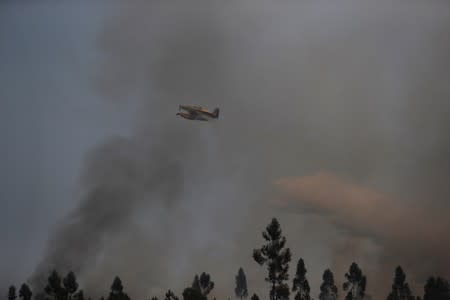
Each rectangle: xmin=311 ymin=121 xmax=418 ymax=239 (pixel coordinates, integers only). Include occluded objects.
xmin=31 ymin=1 xmax=450 ymax=300
xmin=275 ymin=172 xmax=450 ymax=296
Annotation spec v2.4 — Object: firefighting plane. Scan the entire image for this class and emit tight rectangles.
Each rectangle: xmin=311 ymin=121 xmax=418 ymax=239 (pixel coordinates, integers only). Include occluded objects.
xmin=176 ymin=105 xmax=220 ymax=121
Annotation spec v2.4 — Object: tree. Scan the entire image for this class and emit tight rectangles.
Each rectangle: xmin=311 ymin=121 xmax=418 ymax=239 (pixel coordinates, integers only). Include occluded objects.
xmin=45 ymin=270 xmax=66 ymax=300
xmin=191 ymin=273 xmax=214 ymax=297
xmin=111 ymin=277 xmax=123 ymax=294
xmin=151 ymin=297 xmax=158 ymax=300
xmin=8 ymin=286 xmax=17 ymax=300
xmin=235 ymin=268 xmax=248 ymax=300
xmin=199 ymin=273 xmax=214 ymax=297
xmin=73 ymin=291 xmax=84 ymax=300
xmin=184 ymin=273 xmax=214 ymax=300
xmin=165 ymin=290 xmax=179 ymax=300
xmin=107 ymin=277 xmax=130 ymax=300
xmin=19 ymin=284 xmax=32 ymax=300
xmin=192 ymin=275 xmax=201 ymax=292
xmin=387 ymin=266 xmax=414 ymax=300
xmin=292 ymin=259 xmax=311 ymax=300
xmin=253 ymin=218 xmax=292 ymax=300
xmin=182 ymin=288 xmax=206 ymax=300
xmin=319 ymin=269 xmax=338 ymax=300
xmin=423 ymin=276 xmax=450 ymax=300
xmin=63 ymin=272 xmax=79 ymax=300
xmin=343 ymin=263 xmax=366 ymax=300
xmin=250 ymin=295 xmax=259 ymax=300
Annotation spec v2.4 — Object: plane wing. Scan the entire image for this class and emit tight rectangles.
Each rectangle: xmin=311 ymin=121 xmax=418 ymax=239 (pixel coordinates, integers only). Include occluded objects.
xmin=179 ymin=105 xmax=202 ymax=113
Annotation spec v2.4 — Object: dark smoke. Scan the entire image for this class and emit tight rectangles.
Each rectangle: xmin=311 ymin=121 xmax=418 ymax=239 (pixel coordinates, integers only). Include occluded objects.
xmin=31 ymin=1 xmax=450 ymax=300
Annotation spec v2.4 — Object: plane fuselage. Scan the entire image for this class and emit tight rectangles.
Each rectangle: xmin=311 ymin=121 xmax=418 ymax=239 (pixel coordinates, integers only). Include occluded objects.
xmin=177 ymin=105 xmax=220 ymax=121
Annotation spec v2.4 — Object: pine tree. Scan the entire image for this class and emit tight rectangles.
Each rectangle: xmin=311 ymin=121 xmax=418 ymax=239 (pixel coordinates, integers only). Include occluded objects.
xmin=250 ymin=294 xmax=259 ymax=300
xmin=184 ymin=273 xmax=213 ymax=300
xmin=423 ymin=276 xmax=450 ymax=300
xmin=111 ymin=277 xmax=123 ymax=294
xmin=73 ymin=291 xmax=84 ymax=300
xmin=292 ymin=259 xmax=311 ymax=300
xmin=343 ymin=263 xmax=366 ymax=300
xmin=151 ymin=297 xmax=158 ymax=300
xmin=107 ymin=277 xmax=130 ymax=300
xmin=19 ymin=284 xmax=32 ymax=300
xmin=182 ymin=288 xmax=206 ymax=300
xmin=387 ymin=266 xmax=414 ymax=300
xmin=235 ymin=268 xmax=248 ymax=300
xmin=319 ymin=269 xmax=338 ymax=300
xmin=45 ymin=270 xmax=66 ymax=300
xmin=165 ymin=290 xmax=179 ymax=300
xmin=63 ymin=272 xmax=79 ymax=300
xmin=191 ymin=273 xmax=214 ymax=297
xmin=199 ymin=273 xmax=214 ymax=297
xmin=8 ymin=286 xmax=17 ymax=300
xmin=253 ymin=218 xmax=292 ymax=300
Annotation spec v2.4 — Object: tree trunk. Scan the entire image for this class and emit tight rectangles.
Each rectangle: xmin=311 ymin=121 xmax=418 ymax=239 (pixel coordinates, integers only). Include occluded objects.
xmin=271 ymin=282 xmax=275 ymax=300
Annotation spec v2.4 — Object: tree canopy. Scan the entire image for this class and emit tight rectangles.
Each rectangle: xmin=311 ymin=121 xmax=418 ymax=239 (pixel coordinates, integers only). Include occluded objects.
xmin=292 ymin=258 xmax=311 ymax=300
xmin=343 ymin=263 xmax=366 ymax=300
xmin=387 ymin=266 xmax=414 ymax=300
xmin=235 ymin=268 xmax=248 ymax=300
xmin=423 ymin=276 xmax=450 ymax=300
xmin=253 ymin=218 xmax=292 ymax=300
xmin=319 ymin=269 xmax=338 ymax=300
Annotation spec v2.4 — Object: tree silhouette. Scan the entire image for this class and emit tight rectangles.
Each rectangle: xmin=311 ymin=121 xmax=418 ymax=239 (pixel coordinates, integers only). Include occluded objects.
xmin=423 ymin=276 xmax=450 ymax=300
xmin=19 ymin=284 xmax=32 ymax=300
xmin=165 ymin=290 xmax=179 ymax=300
xmin=343 ymin=263 xmax=366 ymax=300
xmin=182 ymin=288 xmax=206 ymax=300
xmin=45 ymin=270 xmax=66 ymax=300
xmin=292 ymin=259 xmax=311 ymax=300
xmin=150 ymin=297 xmax=158 ymax=300
xmin=8 ymin=286 xmax=17 ymax=300
xmin=192 ymin=275 xmax=201 ymax=292
xmin=250 ymin=294 xmax=259 ymax=300
xmin=107 ymin=277 xmax=130 ymax=300
xmin=253 ymin=218 xmax=292 ymax=300
xmin=319 ymin=269 xmax=338 ymax=300
xmin=199 ymin=273 xmax=214 ymax=296
xmin=73 ymin=291 xmax=84 ymax=300
xmin=387 ymin=266 xmax=414 ymax=300
xmin=235 ymin=268 xmax=248 ymax=300
xmin=63 ymin=272 xmax=79 ymax=300
xmin=191 ymin=273 xmax=214 ymax=297
xmin=183 ymin=273 xmax=214 ymax=300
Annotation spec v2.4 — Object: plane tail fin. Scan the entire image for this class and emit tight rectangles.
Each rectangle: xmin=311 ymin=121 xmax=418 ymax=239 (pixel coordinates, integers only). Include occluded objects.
xmin=213 ymin=108 xmax=220 ymax=118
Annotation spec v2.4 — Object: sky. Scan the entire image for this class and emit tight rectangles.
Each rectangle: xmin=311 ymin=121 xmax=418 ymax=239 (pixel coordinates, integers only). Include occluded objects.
xmin=0 ymin=1 xmax=134 ymax=287
xmin=1 ymin=1 xmax=450 ymax=300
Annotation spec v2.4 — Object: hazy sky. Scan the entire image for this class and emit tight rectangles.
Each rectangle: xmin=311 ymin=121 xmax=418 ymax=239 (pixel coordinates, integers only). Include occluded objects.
xmin=2 ymin=1 xmax=450 ymax=300
xmin=0 ymin=1 xmax=134 ymax=286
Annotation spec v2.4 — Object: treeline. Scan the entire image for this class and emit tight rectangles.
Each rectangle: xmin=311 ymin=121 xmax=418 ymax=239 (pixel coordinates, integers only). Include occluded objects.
xmin=6 ymin=218 xmax=450 ymax=300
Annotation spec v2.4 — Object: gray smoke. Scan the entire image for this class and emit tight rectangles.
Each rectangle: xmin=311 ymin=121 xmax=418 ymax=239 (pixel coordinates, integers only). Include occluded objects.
xmin=32 ymin=1 xmax=450 ymax=300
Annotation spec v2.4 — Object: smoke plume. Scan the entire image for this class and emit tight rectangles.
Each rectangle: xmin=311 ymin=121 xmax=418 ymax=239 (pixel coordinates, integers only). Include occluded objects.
xmin=275 ymin=172 xmax=450 ymax=295
xmin=31 ymin=1 xmax=450 ymax=299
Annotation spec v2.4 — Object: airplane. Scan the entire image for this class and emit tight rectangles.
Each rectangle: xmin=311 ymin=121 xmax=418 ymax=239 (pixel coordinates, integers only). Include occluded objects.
xmin=176 ymin=105 xmax=220 ymax=121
